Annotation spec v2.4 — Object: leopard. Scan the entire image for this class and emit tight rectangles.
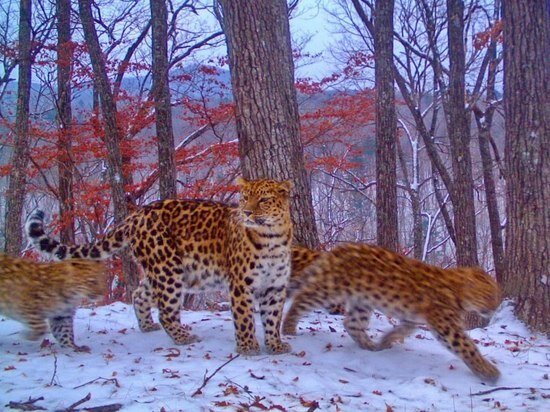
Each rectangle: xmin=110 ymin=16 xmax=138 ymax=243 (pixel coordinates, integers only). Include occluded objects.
xmin=0 ymin=253 xmax=106 ymax=352
xmin=288 ymin=244 xmax=344 ymax=315
xmin=26 ymin=177 xmax=294 ymax=355
xmin=130 ymin=243 xmax=343 ymax=324
xmin=282 ymin=242 xmax=502 ymax=382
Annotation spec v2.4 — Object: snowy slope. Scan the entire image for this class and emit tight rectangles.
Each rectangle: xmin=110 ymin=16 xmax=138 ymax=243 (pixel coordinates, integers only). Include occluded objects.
xmin=0 ymin=300 xmax=548 ymax=411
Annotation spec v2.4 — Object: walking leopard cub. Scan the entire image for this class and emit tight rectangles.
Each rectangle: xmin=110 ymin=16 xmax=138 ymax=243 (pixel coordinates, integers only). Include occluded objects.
xmin=283 ymin=242 xmax=502 ymax=382
xmin=26 ymin=178 xmax=293 ymax=355
xmin=0 ymin=253 xmax=106 ymax=351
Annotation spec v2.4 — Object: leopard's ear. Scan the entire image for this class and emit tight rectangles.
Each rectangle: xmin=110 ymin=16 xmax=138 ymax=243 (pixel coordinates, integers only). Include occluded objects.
xmin=278 ymin=180 xmax=293 ymax=194
xmin=236 ymin=177 xmax=248 ymax=187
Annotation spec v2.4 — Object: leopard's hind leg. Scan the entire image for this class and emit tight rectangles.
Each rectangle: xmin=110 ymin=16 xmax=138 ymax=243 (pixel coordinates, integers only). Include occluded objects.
xmin=427 ymin=307 xmax=500 ymax=382
xmin=132 ymin=278 xmax=161 ymax=332
xmin=49 ymin=311 xmax=89 ymax=352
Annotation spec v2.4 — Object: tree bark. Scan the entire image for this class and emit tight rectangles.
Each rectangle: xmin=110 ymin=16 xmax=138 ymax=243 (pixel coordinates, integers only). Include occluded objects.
xmin=503 ymin=0 xmax=549 ymax=333
xmin=78 ymin=0 xmax=138 ymax=300
xmin=446 ymin=0 xmax=478 ymax=267
xmin=473 ymin=24 xmax=504 ymax=282
xmin=217 ymin=0 xmax=319 ymax=248
xmin=374 ymin=0 xmax=398 ymax=252
xmin=150 ymin=0 xmax=177 ymax=200
xmin=56 ymin=0 xmax=75 ymax=243
xmin=4 ymin=0 xmax=32 ymax=255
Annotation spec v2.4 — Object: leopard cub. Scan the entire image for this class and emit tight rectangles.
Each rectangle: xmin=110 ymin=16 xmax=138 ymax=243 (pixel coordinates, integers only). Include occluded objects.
xmin=283 ymin=242 xmax=502 ymax=382
xmin=0 ymin=253 xmax=106 ymax=352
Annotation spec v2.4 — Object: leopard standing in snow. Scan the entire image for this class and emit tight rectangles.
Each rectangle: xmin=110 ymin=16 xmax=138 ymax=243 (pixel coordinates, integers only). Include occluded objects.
xmin=0 ymin=253 xmax=106 ymax=351
xmin=26 ymin=178 xmax=293 ymax=355
xmin=283 ymin=242 xmax=502 ymax=382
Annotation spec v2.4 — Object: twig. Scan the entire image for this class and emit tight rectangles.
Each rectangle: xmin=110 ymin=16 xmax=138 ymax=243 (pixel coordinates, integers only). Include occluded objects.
xmin=49 ymin=349 xmax=58 ymax=386
xmin=72 ymin=377 xmax=120 ymax=390
xmin=75 ymin=404 xmax=122 ymax=412
xmin=61 ymin=393 xmax=91 ymax=411
xmin=191 ymin=354 xmax=240 ymax=397
xmin=5 ymin=396 xmax=46 ymax=411
xmin=471 ymin=386 xmax=550 ymax=396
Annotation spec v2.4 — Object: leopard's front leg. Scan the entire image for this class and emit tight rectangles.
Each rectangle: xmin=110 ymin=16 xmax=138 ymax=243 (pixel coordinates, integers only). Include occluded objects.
xmin=229 ymin=281 xmax=260 ymax=355
xmin=258 ymin=285 xmax=291 ymax=354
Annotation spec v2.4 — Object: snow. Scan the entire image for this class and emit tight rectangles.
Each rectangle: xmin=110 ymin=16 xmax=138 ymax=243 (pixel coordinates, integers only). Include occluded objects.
xmin=1 ymin=301 xmax=548 ymax=411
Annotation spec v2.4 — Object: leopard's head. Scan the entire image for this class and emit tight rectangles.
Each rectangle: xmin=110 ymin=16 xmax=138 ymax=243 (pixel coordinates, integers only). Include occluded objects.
xmin=236 ymin=177 xmax=292 ymax=229
xmin=457 ymin=267 xmax=502 ymax=318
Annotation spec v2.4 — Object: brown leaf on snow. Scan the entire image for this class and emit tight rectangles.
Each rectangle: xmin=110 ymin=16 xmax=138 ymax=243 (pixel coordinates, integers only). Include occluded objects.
xmin=117 ymin=328 xmax=127 ymax=334
xmin=223 ymin=385 xmax=239 ymax=396
xmin=213 ymin=400 xmax=232 ymax=407
xmin=300 ymin=397 xmax=320 ymax=410
xmin=338 ymin=379 xmax=349 ymax=384
xmin=292 ymin=376 xmax=299 ymax=382
xmin=385 ymin=403 xmax=395 ymax=412
xmin=162 ymin=348 xmax=181 ymax=358
xmin=424 ymin=378 xmax=436 ymax=386
xmin=4 ymin=365 xmax=15 ymax=371
xmin=325 ymin=343 xmax=333 ymax=352
xmin=295 ymin=350 xmax=307 ymax=357
xmin=372 ymin=390 xmax=383 ymax=396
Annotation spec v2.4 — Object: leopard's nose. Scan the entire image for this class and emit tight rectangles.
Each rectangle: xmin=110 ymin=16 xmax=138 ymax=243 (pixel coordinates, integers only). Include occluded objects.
xmin=243 ymin=210 xmax=252 ymax=217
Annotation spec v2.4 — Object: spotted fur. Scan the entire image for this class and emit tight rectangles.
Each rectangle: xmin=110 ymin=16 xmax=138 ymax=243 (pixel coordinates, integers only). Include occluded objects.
xmin=283 ymin=242 xmax=502 ymax=382
xmin=0 ymin=253 xmax=106 ymax=351
xmin=26 ymin=178 xmax=293 ymax=355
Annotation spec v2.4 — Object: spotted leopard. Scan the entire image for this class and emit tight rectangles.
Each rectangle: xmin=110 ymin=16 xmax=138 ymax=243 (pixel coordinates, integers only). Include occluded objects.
xmin=26 ymin=178 xmax=293 ymax=355
xmin=0 ymin=253 xmax=106 ymax=351
xmin=283 ymin=242 xmax=502 ymax=382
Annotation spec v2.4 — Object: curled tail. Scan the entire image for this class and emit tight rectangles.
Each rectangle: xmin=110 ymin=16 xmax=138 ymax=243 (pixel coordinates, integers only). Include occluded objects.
xmin=25 ymin=210 xmax=129 ymax=261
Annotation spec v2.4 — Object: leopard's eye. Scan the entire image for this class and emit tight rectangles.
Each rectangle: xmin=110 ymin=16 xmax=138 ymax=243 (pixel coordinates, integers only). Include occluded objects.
xmin=259 ymin=197 xmax=270 ymax=203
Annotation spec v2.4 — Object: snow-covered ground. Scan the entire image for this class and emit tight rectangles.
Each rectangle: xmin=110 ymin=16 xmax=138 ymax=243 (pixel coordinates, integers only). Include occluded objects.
xmin=0 ymin=300 xmax=548 ymax=411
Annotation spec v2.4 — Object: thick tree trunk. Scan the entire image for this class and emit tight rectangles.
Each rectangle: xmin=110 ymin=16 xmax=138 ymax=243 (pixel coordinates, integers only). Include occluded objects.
xmin=446 ymin=0 xmax=478 ymax=267
xmin=503 ymin=0 xmax=549 ymax=333
xmin=78 ymin=0 xmax=139 ymax=300
xmin=218 ymin=0 xmax=319 ymax=248
xmin=150 ymin=0 xmax=177 ymax=200
xmin=57 ymin=0 xmax=75 ymax=243
xmin=4 ymin=0 xmax=32 ymax=255
xmin=374 ymin=0 xmax=398 ymax=252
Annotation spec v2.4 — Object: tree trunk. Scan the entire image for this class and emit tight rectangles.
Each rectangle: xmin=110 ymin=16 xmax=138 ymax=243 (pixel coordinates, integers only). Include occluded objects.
xmin=374 ymin=0 xmax=398 ymax=252
xmin=446 ymin=0 xmax=478 ymax=267
xmin=56 ymin=0 xmax=75 ymax=243
xmin=150 ymin=0 xmax=177 ymax=200
xmin=503 ymin=0 xmax=549 ymax=333
xmin=473 ymin=29 xmax=504 ymax=282
xmin=4 ymin=0 xmax=32 ymax=255
xmin=78 ymin=0 xmax=139 ymax=300
xmin=218 ymin=0 xmax=319 ymax=248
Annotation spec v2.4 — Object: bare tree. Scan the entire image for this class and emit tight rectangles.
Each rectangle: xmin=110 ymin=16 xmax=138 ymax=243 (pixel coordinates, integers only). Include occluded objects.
xmin=472 ymin=0 xmax=504 ymax=281
xmin=150 ymin=0 xmax=176 ymax=199
xmin=445 ymin=0 xmax=478 ymax=267
xmin=502 ymin=0 xmax=549 ymax=333
xmin=56 ymin=0 xmax=75 ymax=243
xmin=4 ymin=0 xmax=31 ymax=255
xmin=217 ymin=0 xmax=319 ymax=248
xmin=373 ymin=0 xmax=398 ymax=251
xmin=77 ymin=0 xmax=138 ymax=299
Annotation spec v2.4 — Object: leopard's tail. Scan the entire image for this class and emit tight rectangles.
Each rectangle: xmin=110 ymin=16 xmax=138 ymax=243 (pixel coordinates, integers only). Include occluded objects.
xmin=25 ymin=210 xmax=129 ymax=261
